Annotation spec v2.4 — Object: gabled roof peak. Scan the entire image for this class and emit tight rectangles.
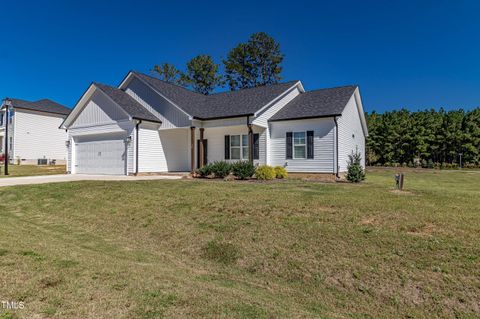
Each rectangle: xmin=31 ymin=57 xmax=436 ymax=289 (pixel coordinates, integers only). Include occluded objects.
xmin=128 ymin=71 xmax=301 ymax=120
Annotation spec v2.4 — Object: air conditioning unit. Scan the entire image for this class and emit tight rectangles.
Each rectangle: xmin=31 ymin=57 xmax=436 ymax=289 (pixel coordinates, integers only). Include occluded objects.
xmin=37 ymin=158 xmax=48 ymax=165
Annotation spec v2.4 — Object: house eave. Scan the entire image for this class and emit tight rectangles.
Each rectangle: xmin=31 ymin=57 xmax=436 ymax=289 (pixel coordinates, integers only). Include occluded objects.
xmin=10 ymin=106 xmax=69 ymax=117
xmin=132 ymin=116 xmax=162 ymax=124
xmin=268 ymin=114 xmax=341 ymax=122
xmin=193 ymin=113 xmax=254 ymax=121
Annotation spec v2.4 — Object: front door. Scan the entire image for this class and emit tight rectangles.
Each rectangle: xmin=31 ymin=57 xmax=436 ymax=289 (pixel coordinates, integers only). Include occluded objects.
xmin=197 ymin=139 xmax=208 ymax=168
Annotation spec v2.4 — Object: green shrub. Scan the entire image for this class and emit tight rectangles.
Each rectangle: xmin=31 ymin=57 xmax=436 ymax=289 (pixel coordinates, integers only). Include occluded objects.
xmin=255 ymin=165 xmax=276 ymax=180
xmin=231 ymin=161 xmax=255 ymax=180
xmin=274 ymin=166 xmax=288 ymax=179
xmin=210 ymin=161 xmax=231 ymax=178
xmin=346 ymin=150 xmax=365 ymax=183
xmin=197 ymin=163 xmax=214 ymax=177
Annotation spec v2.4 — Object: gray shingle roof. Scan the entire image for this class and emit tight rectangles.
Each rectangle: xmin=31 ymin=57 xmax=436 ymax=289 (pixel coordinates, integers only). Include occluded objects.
xmin=132 ymin=72 xmax=299 ymax=120
xmin=197 ymin=80 xmax=299 ymax=119
xmin=132 ymin=72 xmax=205 ymax=116
xmin=269 ymin=85 xmax=357 ymax=121
xmin=10 ymin=98 xmax=70 ymax=115
xmin=94 ymin=83 xmax=161 ymax=123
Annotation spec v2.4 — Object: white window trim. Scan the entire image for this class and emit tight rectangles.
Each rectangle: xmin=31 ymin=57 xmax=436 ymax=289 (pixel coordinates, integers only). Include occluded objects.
xmin=292 ymin=131 xmax=307 ymax=159
xmin=229 ymin=134 xmax=250 ymax=160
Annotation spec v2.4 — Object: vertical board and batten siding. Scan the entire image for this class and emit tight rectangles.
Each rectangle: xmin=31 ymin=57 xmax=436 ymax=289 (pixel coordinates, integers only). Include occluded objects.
xmin=70 ymin=91 xmax=129 ymax=128
xmin=124 ymin=77 xmax=192 ymax=129
xmin=138 ymin=126 xmax=190 ymax=172
xmin=269 ymin=118 xmax=335 ymax=172
xmin=252 ymin=86 xmax=300 ymax=128
xmin=202 ymin=125 xmax=266 ymax=165
xmin=337 ymin=92 xmax=366 ymax=171
xmin=13 ymin=110 xmax=67 ymax=162
xmin=67 ymin=92 xmax=134 ymax=174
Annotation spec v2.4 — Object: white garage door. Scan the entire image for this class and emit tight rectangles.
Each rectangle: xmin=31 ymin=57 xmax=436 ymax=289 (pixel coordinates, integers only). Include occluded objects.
xmin=75 ymin=135 xmax=126 ymax=175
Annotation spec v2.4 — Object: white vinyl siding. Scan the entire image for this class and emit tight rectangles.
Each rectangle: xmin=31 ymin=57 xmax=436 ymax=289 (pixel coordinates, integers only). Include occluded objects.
xmin=337 ymin=92 xmax=366 ymax=172
xmin=70 ymin=91 xmax=128 ymax=128
xmin=252 ymin=86 xmax=300 ymax=128
xmin=269 ymin=118 xmax=335 ymax=173
xmin=124 ymin=77 xmax=191 ymax=129
xmin=137 ymin=126 xmax=190 ymax=173
xmin=138 ymin=127 xmax=166 ymax=172
xmin=201 ymin=125 xmax=266 ymax=165
xmin=12 ymin=109 xmax=67 ymax=163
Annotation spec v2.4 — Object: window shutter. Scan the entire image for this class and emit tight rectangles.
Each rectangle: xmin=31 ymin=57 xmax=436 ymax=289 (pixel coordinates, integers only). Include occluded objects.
xmin=286 ymin=132 xmax=292 ymax=159
xmin=224 ymin=135 xmax=230 ymax=159
xmin=253 ymin=133 xmax=259 ymax=160
xmin=307 ymin=130 xmax=314 ymax=159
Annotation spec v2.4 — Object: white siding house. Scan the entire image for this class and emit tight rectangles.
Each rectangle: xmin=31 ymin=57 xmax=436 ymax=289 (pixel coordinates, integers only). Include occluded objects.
xmin=269 ymin=118 xmax=336 ymax=172
xmin=337 ymin=89 xmax=367 ymax=171
xmin=0 ymin=98 xmax=70 ymax=165
xmin=62 ymin=71 xmax=368 ymax=176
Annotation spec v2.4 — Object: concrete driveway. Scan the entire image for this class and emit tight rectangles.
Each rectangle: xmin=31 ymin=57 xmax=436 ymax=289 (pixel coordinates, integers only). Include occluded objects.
xmin=0 ymin=174 xmax=184 ymax=187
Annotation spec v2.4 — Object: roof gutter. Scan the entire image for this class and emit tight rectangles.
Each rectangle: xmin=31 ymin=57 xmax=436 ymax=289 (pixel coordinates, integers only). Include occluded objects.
xmin=13 ymin=106 xmax=70 ymax=117
xmin=132 ymin=116 xmax=162 ymax=124
xmin=192 ymin=113 xmax=254 ymax=121
xmin=269 ymin=114 xmax=342 ymax=122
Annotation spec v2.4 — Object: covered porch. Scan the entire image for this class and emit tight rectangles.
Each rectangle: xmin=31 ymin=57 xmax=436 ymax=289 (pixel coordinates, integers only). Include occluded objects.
xmin=185 ymin=121 xmax=266 ymax=173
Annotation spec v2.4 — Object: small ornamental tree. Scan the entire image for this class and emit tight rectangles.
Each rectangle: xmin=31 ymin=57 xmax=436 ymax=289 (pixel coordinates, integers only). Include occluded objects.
xmin=346 ymin=150 xmax=366 ymax=183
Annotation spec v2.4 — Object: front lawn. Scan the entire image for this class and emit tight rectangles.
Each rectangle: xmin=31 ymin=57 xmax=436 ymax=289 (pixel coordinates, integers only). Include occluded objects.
xmin=0 ymin=169 xmax=478 ymax=318
xmin=0 ymin=165 xmax=66 ymax=178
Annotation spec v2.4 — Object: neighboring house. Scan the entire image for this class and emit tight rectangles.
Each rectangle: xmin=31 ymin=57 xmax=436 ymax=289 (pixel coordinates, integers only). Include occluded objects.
xmin=60 ymin=71 xmax=368 ymax=176
xmin=0 ymin=98 xmax=70 ymax=165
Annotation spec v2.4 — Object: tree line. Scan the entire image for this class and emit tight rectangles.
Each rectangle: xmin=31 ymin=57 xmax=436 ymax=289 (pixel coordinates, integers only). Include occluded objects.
xmin=151 ymin=32 xmax=284 ymax=94
xmin=366 ymin=108 xmax=480 ymax=167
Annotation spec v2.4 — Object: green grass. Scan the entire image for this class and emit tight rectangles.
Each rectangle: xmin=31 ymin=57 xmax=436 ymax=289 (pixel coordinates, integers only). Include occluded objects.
xmin=0 ymin=165 xmax=66 ymax=178
xmin=0 ymin=169 xmax=478 ymax=318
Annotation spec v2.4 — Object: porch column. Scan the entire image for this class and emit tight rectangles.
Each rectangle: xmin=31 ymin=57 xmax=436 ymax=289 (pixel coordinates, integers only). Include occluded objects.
xmin=190 ymin=126 xmax=195 ymax=173
xmin=199 ymin=127 xmax=205 ymax=167
xmin=248 ymin=124 xmax=254 ymax=164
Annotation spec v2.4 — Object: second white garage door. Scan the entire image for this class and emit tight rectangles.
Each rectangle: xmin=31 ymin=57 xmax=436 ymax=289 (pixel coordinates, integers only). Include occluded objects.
xmin=75 ymin=134 xmax=127 ymax=175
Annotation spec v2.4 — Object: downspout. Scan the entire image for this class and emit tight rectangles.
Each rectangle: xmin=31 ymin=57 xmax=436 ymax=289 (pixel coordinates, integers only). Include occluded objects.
xmin=135 ymin=120 xmax=142 ymax=175
xmin=334 ymin=117 xmax=339 ymax=178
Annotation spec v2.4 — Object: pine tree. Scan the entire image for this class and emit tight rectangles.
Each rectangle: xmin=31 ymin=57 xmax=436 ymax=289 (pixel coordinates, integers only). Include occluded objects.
xmin=346 ymin=149 xmax=366 ymax=182
xmin=181 ymin=55 xmax=224 ymax=95
xmin=224 ymin=32 xmax=284 ymax=91
xmin=151 ymin=63 xmax=182 ymax=84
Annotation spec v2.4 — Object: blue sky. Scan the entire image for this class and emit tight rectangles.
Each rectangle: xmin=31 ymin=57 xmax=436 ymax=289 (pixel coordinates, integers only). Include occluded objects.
xmin=1 ymin=0 xmax=479 ymax=112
